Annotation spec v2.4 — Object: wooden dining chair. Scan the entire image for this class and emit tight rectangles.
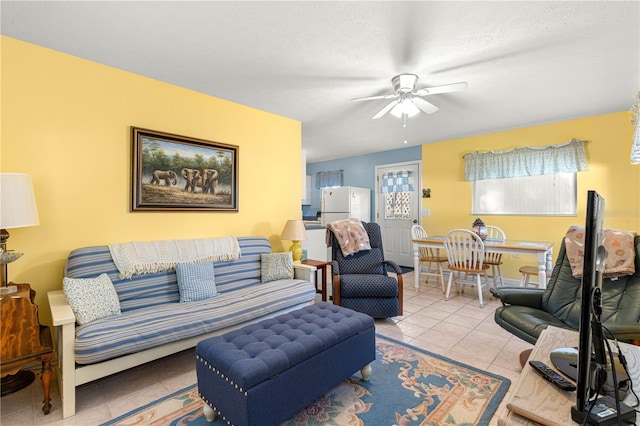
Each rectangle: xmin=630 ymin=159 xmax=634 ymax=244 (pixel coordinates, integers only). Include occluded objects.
xmin=411 ymin=225 xmax=447 ymax=293
xmin=484 ymin=225 xmax=506 ymax=288
xmin=443 ymin=229 xmax=491 ymax=307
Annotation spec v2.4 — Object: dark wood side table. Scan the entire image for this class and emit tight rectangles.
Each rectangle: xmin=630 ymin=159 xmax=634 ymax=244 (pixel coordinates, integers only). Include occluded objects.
xmin=1 ymin=283 xmax=54 ymax=415
xmin=301 ymin=259 xmax=331 ymax=301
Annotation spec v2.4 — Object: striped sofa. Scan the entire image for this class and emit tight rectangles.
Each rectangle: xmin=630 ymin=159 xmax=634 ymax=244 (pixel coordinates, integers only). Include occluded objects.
xmin=48 ymin=237 xmax=317 ymax=419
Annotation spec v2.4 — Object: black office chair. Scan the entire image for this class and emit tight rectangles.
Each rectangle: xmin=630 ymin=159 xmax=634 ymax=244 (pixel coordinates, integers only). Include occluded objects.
xmin=328 ymin=222 xmax=403 ymax=318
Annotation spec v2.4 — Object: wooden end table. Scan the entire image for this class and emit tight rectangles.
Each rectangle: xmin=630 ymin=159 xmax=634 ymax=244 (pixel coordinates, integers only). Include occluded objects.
xmin=301 ymin=259 xmax=331 ymax=301
xmin=1 ymin=283 xmax=54 ymax=415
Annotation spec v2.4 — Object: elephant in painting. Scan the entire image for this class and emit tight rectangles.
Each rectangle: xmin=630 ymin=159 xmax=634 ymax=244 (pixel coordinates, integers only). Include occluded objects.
xmin=150 ymin=170 xmax=178 ymax=186
xmin=201 ymin=169 xmax=219 ymax=194
xmin=191 ymin=169 xmax=218 ymax=194
xmin=181 ymin=168 xmax=200 ymax=192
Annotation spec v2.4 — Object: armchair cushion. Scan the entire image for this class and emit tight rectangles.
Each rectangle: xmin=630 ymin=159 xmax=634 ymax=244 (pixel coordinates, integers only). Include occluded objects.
xmin=494 ymin=305 xmax=574 ymax=345
xmin=340 ymin=274 xmax=399 ymax=298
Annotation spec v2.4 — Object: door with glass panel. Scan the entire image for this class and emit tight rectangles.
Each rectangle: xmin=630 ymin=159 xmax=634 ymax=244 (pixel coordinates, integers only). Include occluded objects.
xmin=375 ymin=161 xmax=421 ymax=267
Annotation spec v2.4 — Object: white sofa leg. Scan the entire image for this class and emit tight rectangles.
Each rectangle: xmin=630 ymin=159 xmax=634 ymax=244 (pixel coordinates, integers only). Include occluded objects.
xmin=360 ymin=363 xmax=372 ymax=381
xmin=203 ymin=404 xmax=217 ymax=422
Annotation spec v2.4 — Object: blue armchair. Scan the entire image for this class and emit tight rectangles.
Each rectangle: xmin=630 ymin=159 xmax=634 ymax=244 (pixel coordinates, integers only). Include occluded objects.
xmin=328 ymin=222 xmax=403 ymax=318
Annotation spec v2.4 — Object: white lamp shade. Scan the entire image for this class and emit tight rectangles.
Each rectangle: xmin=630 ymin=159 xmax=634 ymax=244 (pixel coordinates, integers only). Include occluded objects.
xmin=281 ymin=219 xmax=307 ymax=241
xmin=0 ymin=173 xmax=40 ymax=229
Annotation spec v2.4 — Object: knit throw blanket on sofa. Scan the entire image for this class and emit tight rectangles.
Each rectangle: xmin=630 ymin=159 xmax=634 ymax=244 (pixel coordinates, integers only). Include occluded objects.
xmin=108 ymin=236 xmax=241 ymax=279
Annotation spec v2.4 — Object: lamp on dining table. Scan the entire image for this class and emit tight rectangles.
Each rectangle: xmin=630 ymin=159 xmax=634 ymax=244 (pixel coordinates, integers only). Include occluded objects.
xmin=281 ymin=219 xmax=307 ymax=263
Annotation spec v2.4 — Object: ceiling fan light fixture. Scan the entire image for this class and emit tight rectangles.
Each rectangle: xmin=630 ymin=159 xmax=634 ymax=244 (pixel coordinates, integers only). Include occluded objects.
xmin=390 ymin=98 xmax=420 ymax=118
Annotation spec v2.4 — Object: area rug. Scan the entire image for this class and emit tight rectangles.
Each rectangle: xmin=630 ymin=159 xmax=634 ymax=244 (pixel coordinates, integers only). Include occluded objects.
xmin=102 ymin=335 xmax=510 ymax=426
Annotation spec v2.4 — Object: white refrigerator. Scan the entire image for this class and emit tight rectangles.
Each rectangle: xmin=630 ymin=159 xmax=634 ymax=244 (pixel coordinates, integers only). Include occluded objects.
xmin=320 ymin=186 xmax=371 ymax=226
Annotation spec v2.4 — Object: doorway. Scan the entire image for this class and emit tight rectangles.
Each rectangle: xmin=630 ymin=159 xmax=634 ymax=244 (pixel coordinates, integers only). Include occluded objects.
xmin=375 ymin=161 xmax=421 ymax=267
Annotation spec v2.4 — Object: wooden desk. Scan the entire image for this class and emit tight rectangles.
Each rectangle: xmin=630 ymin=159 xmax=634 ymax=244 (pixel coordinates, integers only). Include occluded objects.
xmin=412 ymin=237 xmax=554 ymax=290
xmin=301 ymin=259 xmax=331 ymax=301
xmin=499 ymin=326 xmax=640 ymax=425
xmin=1 ymin=283 xmax=54 ymax=414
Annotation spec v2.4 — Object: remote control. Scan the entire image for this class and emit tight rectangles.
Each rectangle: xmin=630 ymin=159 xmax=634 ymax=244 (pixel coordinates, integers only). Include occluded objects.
xmin=529 ymin=360 xmax=576 ymax=391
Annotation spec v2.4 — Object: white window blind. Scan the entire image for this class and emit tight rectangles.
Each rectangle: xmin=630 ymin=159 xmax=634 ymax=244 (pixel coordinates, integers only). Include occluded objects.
xmin=472 ymin=172 xmax=576 ymax=216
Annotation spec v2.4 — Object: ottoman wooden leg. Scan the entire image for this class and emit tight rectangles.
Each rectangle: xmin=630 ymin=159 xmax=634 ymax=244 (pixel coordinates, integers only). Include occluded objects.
xmin=361 ymin=363 xmax=372 ymax=381
xmin=203 ymin=404 xmax=216 ymax=422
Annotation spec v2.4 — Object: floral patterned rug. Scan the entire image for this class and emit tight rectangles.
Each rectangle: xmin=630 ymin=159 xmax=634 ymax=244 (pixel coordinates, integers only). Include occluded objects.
xmin=102 ymin=335 xmax=510 ymax=426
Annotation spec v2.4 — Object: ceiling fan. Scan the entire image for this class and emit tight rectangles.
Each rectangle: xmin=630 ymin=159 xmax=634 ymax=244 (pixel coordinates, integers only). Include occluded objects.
xmin=352 ymin=74 xmax=468 ymax=120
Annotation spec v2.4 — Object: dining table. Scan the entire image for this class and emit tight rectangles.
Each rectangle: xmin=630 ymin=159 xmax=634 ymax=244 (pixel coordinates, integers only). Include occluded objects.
xmin=412 ymin=236 xmax=554 ymax=290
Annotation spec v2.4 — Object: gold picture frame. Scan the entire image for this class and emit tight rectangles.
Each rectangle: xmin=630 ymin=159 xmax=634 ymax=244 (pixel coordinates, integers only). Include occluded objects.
xmin=131 ymin=127 xmax=238 ymax=212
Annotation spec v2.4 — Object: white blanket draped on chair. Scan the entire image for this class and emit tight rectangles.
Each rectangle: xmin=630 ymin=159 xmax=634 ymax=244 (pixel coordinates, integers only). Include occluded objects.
xmin=108 ymin=236 xmax=241 ymax=279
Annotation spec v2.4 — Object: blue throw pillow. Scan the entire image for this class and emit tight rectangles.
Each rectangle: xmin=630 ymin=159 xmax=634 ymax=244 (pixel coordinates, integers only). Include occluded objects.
xmin=175 ymin=262 xmax=217 ymax=302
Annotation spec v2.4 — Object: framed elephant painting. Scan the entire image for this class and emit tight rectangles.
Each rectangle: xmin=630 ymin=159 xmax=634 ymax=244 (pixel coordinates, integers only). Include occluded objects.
xmin=131 ymin=127 xmax=238 ymax=212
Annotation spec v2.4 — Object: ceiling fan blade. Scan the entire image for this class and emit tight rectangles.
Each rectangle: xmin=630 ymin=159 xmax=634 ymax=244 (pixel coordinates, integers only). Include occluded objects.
xmin=412 ymin=97 xmax=439 ymax=114
xmin=351 ymin=94 xmax=397 ymax=102
xmin=414 ymin=82 xmax=468 ymax=96
xmin=372 ymin=100 xmax=399 ymax=119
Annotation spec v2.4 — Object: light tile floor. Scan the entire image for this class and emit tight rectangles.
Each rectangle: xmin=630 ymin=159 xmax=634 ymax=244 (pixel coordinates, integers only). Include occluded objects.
xmin=1 ymin=271 xmax=533 ymax=425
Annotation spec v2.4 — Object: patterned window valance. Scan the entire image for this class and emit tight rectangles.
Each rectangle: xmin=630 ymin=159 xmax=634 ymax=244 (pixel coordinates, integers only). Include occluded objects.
xmin=315 ymin=170 xmax=343 ymax=189
xmin=380 ymin=171 xmax=415 ymax=192
xmin=463 ymin=139 xmax=588 ymax=181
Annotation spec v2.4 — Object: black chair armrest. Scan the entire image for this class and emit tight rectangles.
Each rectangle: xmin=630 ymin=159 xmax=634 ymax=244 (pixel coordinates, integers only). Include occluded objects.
xmin=602 ymin=323 xmax=640 ymax=342
xmin=382 ymin=260 xmax=402 ymax=275
xmin=490 ymin=287 xmax=545 ymax=308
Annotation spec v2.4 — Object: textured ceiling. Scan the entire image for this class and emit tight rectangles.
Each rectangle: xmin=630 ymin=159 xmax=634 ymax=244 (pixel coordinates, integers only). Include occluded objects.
xmin=2 ymin=1 xmax=639 ymax=163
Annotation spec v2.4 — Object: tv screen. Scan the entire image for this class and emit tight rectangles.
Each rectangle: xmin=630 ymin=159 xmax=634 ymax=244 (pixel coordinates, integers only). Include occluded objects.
xmin=570 ymin=190 xmax=634 ymax=424
xmin=571 ymin=190 xmax=605 ymax=421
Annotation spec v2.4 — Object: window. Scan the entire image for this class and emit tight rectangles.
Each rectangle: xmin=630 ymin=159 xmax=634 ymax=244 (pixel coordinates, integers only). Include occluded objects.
xmin=381 ymin=171 xmax=415 ymax=219
xmin=315 ymin=170 xmax=343 ymax=188
xmin=473 ymin=172 xmax=576 ymax=216
xmin=464 ymin=139 xmax=586 ymax=216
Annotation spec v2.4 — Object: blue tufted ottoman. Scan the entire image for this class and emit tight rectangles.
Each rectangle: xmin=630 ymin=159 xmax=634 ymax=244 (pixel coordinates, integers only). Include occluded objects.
xmin=196 ymin=301 xmax=375 ymax=425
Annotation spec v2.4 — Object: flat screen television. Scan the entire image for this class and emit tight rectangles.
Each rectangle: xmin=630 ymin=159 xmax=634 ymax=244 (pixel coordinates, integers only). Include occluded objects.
xmin=569 ymin=190 xmax=635 ymax=425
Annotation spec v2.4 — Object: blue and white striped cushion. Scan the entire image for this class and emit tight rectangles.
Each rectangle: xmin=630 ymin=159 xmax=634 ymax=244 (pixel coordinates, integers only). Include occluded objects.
xmin=63 ymin=237 xmax=317 ymax=364
xmin=175 ymin=262 xmax=217 ymax=302
xmin=73 ymin=278 xmax=316 ymax=364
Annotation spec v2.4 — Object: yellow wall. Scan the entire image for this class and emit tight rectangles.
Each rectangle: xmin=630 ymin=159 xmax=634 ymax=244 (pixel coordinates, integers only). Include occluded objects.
xmin=1 ymin=36 xmax=303 ymax=323
xmin=422 ymin=112 xmax=640 ymax=280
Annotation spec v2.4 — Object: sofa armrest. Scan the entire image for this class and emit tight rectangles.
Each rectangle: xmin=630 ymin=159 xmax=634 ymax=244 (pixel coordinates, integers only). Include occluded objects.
xmin=48 ymin=290 xmax=75 ymax=326
xmin=490 ymin=287 xmax=545 ymax=308
xmin=47 ymin=290 xmax=78 ymax=418
xmin=293 ymin=263 xmax=316 ymax=281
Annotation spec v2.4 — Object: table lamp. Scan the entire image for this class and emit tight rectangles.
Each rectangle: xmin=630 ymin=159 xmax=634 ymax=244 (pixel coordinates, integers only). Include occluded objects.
xmin=281 ymin=219 xmax=307 ymax=263
xmin=0 ymin=173 xmax=40 ymax=294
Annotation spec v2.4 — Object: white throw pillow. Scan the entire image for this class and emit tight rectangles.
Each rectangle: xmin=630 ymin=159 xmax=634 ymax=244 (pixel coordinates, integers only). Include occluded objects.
xmin=261 ymin=252 xmax=294 ymax=283
xmin=63 ymin=273 xmax=121 ymax=325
